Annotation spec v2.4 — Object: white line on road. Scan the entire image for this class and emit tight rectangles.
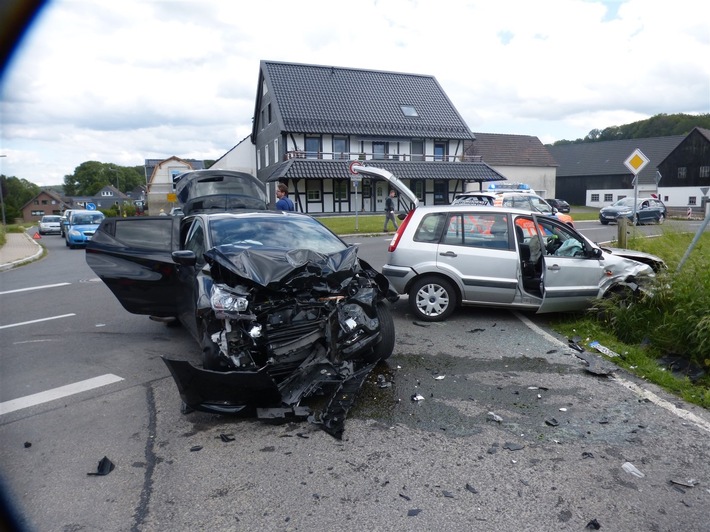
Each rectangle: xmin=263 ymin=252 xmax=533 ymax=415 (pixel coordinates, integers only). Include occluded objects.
xmin=0 ymin=282 xmax=71 ymax=295
xmin=0 ymin=374 xmax=124 ymax=415
xmin=0 ymin=313 xmax=76 ymax=330
xmin=514 ymin=311 xmax=710 ymax=435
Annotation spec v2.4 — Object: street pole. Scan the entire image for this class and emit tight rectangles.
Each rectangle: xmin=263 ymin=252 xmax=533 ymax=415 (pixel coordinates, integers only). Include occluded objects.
xmin=0 ymin=155 xmax=7 ymax=225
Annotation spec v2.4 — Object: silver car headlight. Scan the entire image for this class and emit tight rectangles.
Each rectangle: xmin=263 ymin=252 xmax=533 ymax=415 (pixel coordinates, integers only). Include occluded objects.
xmin=210 ymin=284 xmax=249 ymax=317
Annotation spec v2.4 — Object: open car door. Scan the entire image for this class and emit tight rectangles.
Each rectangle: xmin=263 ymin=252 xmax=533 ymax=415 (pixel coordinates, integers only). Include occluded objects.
xmin=85 ymin=216 xmax=185 ymax=317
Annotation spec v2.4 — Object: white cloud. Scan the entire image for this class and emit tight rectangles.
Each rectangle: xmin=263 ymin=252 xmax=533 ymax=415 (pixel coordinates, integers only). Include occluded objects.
xmin=1 ymin=0 xmax=708 ymax=186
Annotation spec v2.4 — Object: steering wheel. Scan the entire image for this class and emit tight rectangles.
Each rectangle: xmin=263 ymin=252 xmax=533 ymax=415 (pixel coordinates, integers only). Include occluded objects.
xmin=546 ymin=235 xmax=562 ymax=254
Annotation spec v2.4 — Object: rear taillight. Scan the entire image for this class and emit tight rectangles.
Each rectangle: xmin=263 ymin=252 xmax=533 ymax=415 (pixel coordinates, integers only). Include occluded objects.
xmin=388 ymin=209 xmax=415 ymax=252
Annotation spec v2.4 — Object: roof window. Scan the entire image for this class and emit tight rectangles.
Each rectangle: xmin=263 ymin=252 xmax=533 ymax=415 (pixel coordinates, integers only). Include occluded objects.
xmin=400 ymin=105 xmax=418 ymax=117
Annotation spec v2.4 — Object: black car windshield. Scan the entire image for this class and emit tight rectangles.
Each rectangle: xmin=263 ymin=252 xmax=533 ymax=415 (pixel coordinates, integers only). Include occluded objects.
xmin=209 ymin=215 xmax=347 ymax=255
xmin=611 ymin=198 xmax=635 ymax=207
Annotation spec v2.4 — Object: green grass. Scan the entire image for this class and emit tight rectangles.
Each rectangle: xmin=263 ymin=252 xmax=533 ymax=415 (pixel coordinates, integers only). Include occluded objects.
xmin=551 ymin=228 xmax=710 ymax=409
xmin=317 ymin=215 xmax=393 ymax=235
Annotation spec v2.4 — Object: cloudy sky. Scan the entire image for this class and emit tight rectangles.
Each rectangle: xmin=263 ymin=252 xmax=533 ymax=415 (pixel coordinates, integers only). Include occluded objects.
xmin=1 ymin=0 xmax=708 ymax=187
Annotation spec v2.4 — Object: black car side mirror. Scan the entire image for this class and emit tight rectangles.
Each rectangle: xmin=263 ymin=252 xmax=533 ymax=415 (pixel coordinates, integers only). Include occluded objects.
xmin=172 ymin=250 xmax=197 ymax=266
xmin=588 ymin=248 xmax=603 ymax=259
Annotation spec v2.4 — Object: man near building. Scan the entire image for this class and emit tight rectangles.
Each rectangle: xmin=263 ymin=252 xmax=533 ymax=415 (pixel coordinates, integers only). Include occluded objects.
xmin=383 ymin=189 xmax=398 ymax=232
xmin=275 ymin=183 xmax=295 ymax=211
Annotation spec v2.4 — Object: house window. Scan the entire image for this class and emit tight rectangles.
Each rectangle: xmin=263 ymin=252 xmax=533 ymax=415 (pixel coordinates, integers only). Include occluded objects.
xmin=101 ymin=190 xmax=112 ymax=196
xmin=41 ymin=200 xmax=48 ymax=204
xmin=31 ymin=210 xmax=43 ymax=216
xmin=268 ymin=103 xmax=272 ymax=124
xmin=333 ymin=137 xmax=349 ymax=160
xmin=264 ymin=144 xmax=270 ymax=166
xmin=700 ymin=166 xmax=710 ymax=178
xmin=306 ymin=180 xmax=321 ymax=201
xmin=261 ymin=110 xmax=265 ymax=130
xmin=411 ymin=140 xmax=424 ymax=161
xmin=604 ymin=194 xmax=613 ymax=202
xmin=411 ymin=180 xmax=425 ymax=201
xmin=689 ymin=196 xmax=697 ymax=205
xmin=334 ymin=180 xmax=348 ymax=200
xmin=617 ymin=195 xmax=626 ymax=200
xmin=434 ymin=142 xmax=447 ymax=161
xmin=591 ymin=194 xmax=600 ymax=202
xmin=400 ymin=105 xmax=418 ymax=117
xmin=433 ymin=181 xmax=449 ymax=205
xmin=274 ymin=138 xmax=279 ymax=162
xmin=373 ymin=142 xmax=388 ymax=160
xmin=305 ymin=136 xmax=321 ymax=159
xmin=678 ymin=167 xmax=687 ymax=179
xmin=256 ymin=148 xmax=261 ymax=170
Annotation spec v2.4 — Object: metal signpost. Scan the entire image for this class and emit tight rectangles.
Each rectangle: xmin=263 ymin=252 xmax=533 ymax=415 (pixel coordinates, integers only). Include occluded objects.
xmin=620 ymin=149 xmax=650 ymax=247
xmin=349 ymin=161 xmax=362 ymax=231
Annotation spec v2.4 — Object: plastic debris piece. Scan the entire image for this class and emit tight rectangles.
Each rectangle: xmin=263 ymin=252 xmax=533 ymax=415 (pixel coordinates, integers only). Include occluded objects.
xmin=487 ymin=412 xmax=503 ymax=423
xmin=573 ymin=350 xmax=616 ymax=375
xmin=589 ymin=340 xmax=620 ymax=358
xmin=443 ymin=490 xmax=454 ymax=498
xmin=503 ymin=442 xmax=525 ymax=451
xmin=399 ymin=493 xmax=411 ymax=501
xmin=622 ymin=462 xmax=645 ymax=478
xmin=670 ymin=478 xmax=698 ymax=488
xmin=468 ymin=328 xmax=485 ymax=333
xmin=585 ymin=518 xmax=601 ymax=530
xmin=220 ymin=434 xmax=235 ymax=442
xmin=568 ymin=337 xmax=585 ymax=352
xmin=87 ymin=456 xmax=115 ymax=476
xmin=545 ymin=418 xmax=559 ymax=427
xmin=582 ymin=452 xmax=594 ymax=459
xmin=190 ymin=445 xmax=203 ymax=452
xmin=559 ymin=407 xmax=567 ymax=412
xmin=411 ymin=393 xmax=425 ymax=402
xmin=433 ymin=375 xmax=445 ymax=380
xmin=296 ymin=432 xmax=309 ymax=439
xmin=24 ymin=442 xmax=31 ymax=448
xmin=376 ymin=374 xmax=392 ymax=388
xmin=407 ymin=509 xmax=422 ymax=517
xmin=527 ymin=386 xmax=539 ymax=390
xmin=465 ymin=483 xmax=478 ymax=494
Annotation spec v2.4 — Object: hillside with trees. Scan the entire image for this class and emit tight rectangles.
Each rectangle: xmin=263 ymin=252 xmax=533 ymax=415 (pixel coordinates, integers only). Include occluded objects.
xmin=552 ymin=113 xmax=710 ymax=146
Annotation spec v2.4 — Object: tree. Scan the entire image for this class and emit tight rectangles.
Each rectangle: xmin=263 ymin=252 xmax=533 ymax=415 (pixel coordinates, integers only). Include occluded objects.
xmin=63 ymin=162 xmax=144 ymax=196
xmin=1 ymin=174 xmax=40 ymax=221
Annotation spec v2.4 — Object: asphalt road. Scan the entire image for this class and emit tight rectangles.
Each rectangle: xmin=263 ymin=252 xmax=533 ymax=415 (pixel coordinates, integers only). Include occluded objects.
xmin=1 ymin=222 xmax=709 ymax=531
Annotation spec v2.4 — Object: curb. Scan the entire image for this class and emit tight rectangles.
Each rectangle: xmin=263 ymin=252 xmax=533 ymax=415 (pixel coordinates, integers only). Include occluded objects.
xmin=0 ymin=232 xmax=44 ymax=272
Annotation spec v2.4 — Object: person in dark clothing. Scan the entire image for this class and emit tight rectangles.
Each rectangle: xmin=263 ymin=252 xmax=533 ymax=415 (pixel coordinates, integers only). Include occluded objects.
xmin=383 ymin=190 xmax=398 ymax=232
xmin=275 ymin=183 xmax=295 ymax=211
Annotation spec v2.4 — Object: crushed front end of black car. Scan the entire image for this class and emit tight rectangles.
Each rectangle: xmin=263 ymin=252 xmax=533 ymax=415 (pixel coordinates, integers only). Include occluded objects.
xmin=163 ymin=245 xmax=397 ymax=438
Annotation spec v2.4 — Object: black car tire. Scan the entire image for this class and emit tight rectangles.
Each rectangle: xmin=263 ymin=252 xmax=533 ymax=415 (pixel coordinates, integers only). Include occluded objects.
xmin=408 ymin=276 xmax=457 ymax=322
xmin=365 ymin=302 xmax=395 ymax=362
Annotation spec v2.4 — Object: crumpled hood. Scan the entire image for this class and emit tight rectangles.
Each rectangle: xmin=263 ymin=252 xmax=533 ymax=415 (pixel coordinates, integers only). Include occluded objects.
xmin=204 ymin=245 xmax=364 ymax=291
xmin=600 ymin=246 xmax=666 ymax=273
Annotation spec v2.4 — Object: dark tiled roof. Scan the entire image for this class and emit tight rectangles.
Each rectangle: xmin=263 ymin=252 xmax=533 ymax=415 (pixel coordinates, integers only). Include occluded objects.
xmin=548 ymin=136 xmax=684 ymax=184
xmin=465 ymin=133 xmax=558 ymax=167
xmin=261 ymin=61 xmax=474 ymax=139
xmin=265 ymin=160 xmax=505 ymax=182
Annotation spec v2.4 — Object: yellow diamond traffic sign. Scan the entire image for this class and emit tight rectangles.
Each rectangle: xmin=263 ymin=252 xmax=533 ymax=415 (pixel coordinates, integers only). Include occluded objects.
xmin=624 ymin=148 xmax=650 ymax=175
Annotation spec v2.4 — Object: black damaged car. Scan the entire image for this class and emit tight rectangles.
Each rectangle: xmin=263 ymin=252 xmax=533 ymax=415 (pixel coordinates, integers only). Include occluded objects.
xmin=85 ymin=175 xmax=397 ymax=438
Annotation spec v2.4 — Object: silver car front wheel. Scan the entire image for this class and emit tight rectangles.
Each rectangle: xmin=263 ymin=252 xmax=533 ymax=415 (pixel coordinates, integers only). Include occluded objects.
xmin=408 ymin=276 xmax=457 ymax=322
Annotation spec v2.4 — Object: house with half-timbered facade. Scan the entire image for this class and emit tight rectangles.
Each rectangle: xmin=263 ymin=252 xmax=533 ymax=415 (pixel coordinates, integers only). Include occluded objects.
xmin=251 ymin=60 xmax=504 ymax=213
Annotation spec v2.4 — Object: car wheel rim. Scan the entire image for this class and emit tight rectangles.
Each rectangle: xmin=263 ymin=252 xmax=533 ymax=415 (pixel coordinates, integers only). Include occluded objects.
xmin=658 ymin=214 xmax=664 ymax=224
xmin=415 ymin=283 xmax=449 ymax=317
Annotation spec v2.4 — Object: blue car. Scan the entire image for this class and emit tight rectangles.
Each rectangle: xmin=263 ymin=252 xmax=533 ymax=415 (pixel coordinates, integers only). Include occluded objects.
xmin=65 ymin=210 xmax=105 ymax=248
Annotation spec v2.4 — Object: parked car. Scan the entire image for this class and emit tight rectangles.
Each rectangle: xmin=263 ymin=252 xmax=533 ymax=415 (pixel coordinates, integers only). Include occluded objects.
xmin=65 ymin=210 xmax=105 ymax=248
xmin=492 ymin=192 xmax=575 ymax=227
xmin=599 ymin=197 xmax=667 ymax=225
xmin=169 ymin=207 xmax=184 ymax=216
xmin=85 ymin=194 xmax=396 ymax=437
xmin=59 ymin=209 xmax=76 ymax=237
xmin=451 ymin=192 xmax=496 ymax=206
xmin=38 ymin=215 xmax=62 ymax=235
xmin=546 ymin=198 xmax=571 ymax=213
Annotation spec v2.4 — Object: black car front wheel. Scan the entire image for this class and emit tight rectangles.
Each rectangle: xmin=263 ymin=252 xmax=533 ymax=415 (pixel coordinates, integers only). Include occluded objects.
xmin=408 ymin=276 xmax=458 ymax=322
xmin=364 ymin=302 xmax=395 ymax=362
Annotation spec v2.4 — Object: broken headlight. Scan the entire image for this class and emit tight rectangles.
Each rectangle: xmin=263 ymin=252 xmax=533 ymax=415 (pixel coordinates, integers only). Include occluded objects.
xmin=210 ymin=284 xmax=249 ymax=319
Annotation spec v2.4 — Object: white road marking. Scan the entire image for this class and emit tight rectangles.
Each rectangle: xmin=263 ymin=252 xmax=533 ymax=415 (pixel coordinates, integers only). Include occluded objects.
xmin=514 ymin=311 xmax=710 ymax=435
xmin=12 ymin=339 xmax=55 ymax=345
xmin=0 ymin=313 xmax=76 ymax=330
xmin=0 ymin=374 xmax=124 ymax=415
xmin=0 ymin=282 xmax=71 ymax=295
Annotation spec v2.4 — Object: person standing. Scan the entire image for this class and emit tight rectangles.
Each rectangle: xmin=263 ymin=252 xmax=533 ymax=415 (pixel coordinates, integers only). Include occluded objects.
xmin=275 ymin=183 xmax=295 ymax=211
xmin=383 ymin=189 xmax=398 ymax=232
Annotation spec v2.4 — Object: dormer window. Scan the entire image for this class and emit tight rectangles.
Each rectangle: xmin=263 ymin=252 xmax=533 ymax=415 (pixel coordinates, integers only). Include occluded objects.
xmin=101 ymin=190 xmax=113 ymax=197
xmin=400 ymin=105 xmax=418 ymax=117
